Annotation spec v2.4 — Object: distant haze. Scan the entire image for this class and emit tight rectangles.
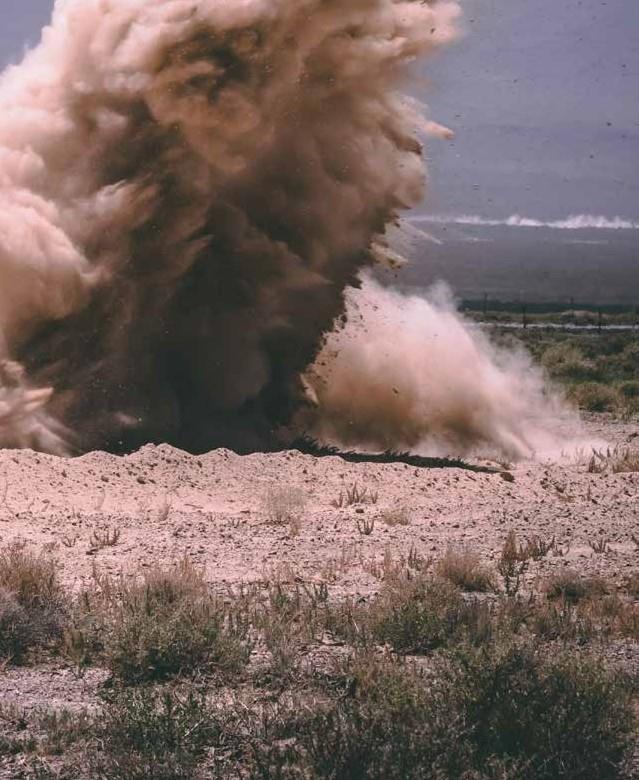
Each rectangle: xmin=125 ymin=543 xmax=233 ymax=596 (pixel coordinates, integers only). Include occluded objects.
xmin=395 ymin=222 xmax=638 ymax=306
xmin=415 ymin=0 xmax=638 ymax=304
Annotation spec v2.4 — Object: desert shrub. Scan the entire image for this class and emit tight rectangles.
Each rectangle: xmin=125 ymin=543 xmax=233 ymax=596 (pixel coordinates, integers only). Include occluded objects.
xmin=542 ymin=343 xmax=598 ymax=381
xmin=0 ymin=588 xmax=33 ymax=663
xmin=446 ymin=640 xmax=636 ymax=780
xmin=435 ymin=549 xmax=496 ymax=593
xmin=624 ymin=572 xmax=639 ymax=599
xmin=84 ymin=561 xmax=249 ymax=684
xmin=378 ymin=506 xmax=411 ymax=526
xmin=530 ymin=592 xmax=639 ymax=644
xmin=254 ymin=582 xmax=328 ymax=682
xmin=616 ymin=380 xmax=639 ymax=417
xmin=619 ymin=379 xmax=639 ymax=399
xmin=618 ymin=342 xmax=639 ymax=380
xmin=262 ymin=486 xmax=307 ymax=525
xmin=496 ymin=531 xmax=529 ymax=596
xmin=588 ymin=446 xmax=639 ymax=474
xmin=246 ymin=654 xmax=482 ymax=780
xmin=568 ymin=382 xmax=619 ymax=412
xmin=0 ymin=545 xmax=67 ymax=662
xmin=89 ymin=686 xmax=219 ymax=780
xmin=247 ymin=640 xmax=635 ymax=780
xmin=367 ymin=575 xmax=488 ymax=653
xmin=545 ymin=571 xmax=609 ymax=603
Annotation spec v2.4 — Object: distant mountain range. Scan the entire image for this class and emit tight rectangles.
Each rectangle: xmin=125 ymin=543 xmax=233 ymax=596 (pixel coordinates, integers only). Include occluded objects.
xmin=388 ymin=216 xmax=639 ymax=306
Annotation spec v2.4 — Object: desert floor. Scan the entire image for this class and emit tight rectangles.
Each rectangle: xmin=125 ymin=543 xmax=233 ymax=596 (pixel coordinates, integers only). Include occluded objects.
xmin=0 ymin=412 xmax=637 ymax=778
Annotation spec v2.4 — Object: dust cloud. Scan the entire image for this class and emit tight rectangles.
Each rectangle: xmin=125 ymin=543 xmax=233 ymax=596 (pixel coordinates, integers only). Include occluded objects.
xmin=302 ymin=276 xmax=575 ymax=461
xmin=0 ymin=0 xmax=574 ymax=460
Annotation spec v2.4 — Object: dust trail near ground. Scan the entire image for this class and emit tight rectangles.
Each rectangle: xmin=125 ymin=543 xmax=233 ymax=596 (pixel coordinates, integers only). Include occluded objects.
xmin=301 ymin=276 xmax=583 ymax=461
xmin=0 ymin=0 xmax=460 ymax=455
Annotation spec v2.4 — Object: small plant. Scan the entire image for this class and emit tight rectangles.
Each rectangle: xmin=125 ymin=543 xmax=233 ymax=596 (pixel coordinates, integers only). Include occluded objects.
xmin=60 ymin=534 xmax=78 ymax=549
xmin=589 ymin=536 xmax=610 ymax=554
xmin=331 ymin=483 xmax=378 ymax=508
xmin=497 ymin=531 xmax=530 ymax=596
xmin=262 ymin=486 xmax=306 ymax=526
xmin=435 ymin=549 xmax=496 ymax=593
xmin=545 ymin=571 xmax=609 ymax=603
xmin=356 ymin=515 xmax=375 ymax=536
xmin=88 ymin=525 xmax=121 ymax=552
xmin=407 ymin=546 xmax=430 ymax=573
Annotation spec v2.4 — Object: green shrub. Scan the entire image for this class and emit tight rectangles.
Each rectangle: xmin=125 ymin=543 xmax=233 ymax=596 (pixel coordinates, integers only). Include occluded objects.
xmin=568 ymin=382 xmax=619 ymax=412
xmin=368 ymin=575 xmax=485 ymax=653
xmin=90 ymin=686 xmax=219 ymax=780
xmin=88 ymin=561 xmax=249 ymax=684
xmin=447 ymin=641 xmax=636 ymax=779
xmin=541 ymin=344 xmax=598 ymax=381
xmin=247 ymin=641 xmax=635 ymax=780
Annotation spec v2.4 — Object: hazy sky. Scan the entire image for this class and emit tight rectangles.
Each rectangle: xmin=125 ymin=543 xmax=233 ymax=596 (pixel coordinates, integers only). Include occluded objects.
xmin=421 ymin=0 xmax=639 ymax=221
xmin=2 ymin=0 xmax=638 ymax=222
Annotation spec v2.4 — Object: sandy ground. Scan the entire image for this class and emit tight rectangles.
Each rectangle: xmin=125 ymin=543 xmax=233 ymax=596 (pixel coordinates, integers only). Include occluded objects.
xmin=0 ymin=415 xmax=636 ymax=593
xmin=0 ymin=413 xmax=636 ymax=775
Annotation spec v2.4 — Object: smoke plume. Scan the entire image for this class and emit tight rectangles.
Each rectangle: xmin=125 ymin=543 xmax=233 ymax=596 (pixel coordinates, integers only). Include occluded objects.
xmin=0 ymin=0 xmax=574 ymax=461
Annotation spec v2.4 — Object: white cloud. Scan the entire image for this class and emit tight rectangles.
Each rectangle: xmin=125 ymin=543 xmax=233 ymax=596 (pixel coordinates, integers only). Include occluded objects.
xmin=408 ymin=213 xmax=639 ymax=230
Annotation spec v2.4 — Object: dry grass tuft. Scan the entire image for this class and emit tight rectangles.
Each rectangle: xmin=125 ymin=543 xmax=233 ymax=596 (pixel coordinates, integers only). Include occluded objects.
xmin=262 ymin=485 xmax=307 ymax=530
xmin=378 ymin=505 xmax=412 ymax=526
xmin=0 ymin=544 xmax=67 ymax=663
xmin=545 ymin=571 xmax=610 ymax=603
xmin=588 ymin=446 xmax=639 ymax=474
xmin=435 ymin=549 xmax=496 ymax=593
xmin=331 ymin=483 xmax=379 ymax=508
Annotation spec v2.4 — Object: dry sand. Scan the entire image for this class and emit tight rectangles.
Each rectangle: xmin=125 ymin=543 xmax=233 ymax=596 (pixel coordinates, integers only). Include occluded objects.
xmin=0 ymin=415 xmax=635 ymax=593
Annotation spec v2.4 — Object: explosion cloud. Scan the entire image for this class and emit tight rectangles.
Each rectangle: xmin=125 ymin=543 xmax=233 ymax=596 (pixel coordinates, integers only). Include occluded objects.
xmin=0 ymin=0 xmax=461 ymax=454
xmin=0 ymin=0 xmax=571 ymax=460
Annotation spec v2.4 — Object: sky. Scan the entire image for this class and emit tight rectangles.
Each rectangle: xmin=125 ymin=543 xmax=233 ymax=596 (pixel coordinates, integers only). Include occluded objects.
xmin=1 ymin=0 xmax=638 ymax=225
xmin=419 ymin=0 xmax=639 ymax=222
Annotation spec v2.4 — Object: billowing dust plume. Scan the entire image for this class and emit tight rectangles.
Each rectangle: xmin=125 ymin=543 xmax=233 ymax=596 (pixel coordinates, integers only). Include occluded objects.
xmin=0 ymin=0 xmax=572 ymax=460
xmin=0 ymin=0 xmax=460 ymax=454
xmin=302 ymin=276 xmax=575 ymax=461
